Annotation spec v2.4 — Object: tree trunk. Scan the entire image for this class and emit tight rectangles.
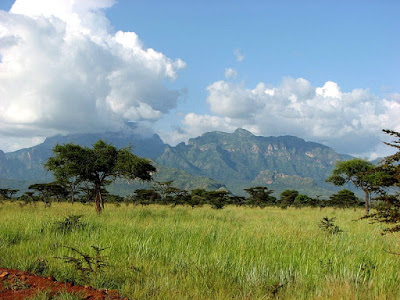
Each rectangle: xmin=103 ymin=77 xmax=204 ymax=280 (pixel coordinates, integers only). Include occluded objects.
xmin=100 ymin=191 xmax=105 ymax=209
xmin=94 ymin=186 xmax=102 ymax=215
xmin=363 ymin=189 xmax=370 ymax=215
xmin=70 ymin=186 xmax=75 ymax=204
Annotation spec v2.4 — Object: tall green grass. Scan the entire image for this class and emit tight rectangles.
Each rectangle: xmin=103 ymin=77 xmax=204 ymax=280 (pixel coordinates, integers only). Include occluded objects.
xmin=0 ymin=202 xmax=399 ymax=299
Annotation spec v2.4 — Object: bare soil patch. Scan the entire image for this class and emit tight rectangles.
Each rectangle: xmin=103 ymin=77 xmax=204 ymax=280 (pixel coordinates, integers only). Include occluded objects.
xmin=0 ymin=268 xmax=127 ymax=300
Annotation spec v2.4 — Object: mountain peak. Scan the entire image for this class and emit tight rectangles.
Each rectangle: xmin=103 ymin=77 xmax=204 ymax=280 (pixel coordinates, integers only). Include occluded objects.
xmin=234 ymin=128 xmax=254 ymax=136
xmin=0 ymin=150 xmax=5 ymax=161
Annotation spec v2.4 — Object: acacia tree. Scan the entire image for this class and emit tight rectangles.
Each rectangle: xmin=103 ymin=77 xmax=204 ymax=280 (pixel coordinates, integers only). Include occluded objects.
xmin=326 ymin=158 xmax=374 ymax=214
xmin=0 ymin=188 xmax=18 ymax=200
xmin=329 ymin=189 xmax=359 ymax=209
xmin=28 ymin=182 xmax=69 ymax=205
xmin=45 ymin=140 xmax=156 ymax=214
xmin=365 ymin=129 xmax=400 ymax=234
xmin=244 ymin=186 xmax=276 ymax=208
xmin=280 ymin=189 xmax=299 ymax=207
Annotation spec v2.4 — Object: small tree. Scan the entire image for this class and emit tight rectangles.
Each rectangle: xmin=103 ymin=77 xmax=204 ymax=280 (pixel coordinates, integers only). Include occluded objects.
xmin=0 ymin=188 xmax=18 ymax=200
xmin=244 ymin=186 xmax=276 ymax=208
xmin=133 ymin=188 xmax=161 ymax=206
xmin=329 ymin=189 xmax=359 ymax=209
xmin=45 ymin=140 xmax=156 ymax=214
xmin=28 ymin=182 xmax=68 ymax=206
xmin=188 ymin=189 xmax=208 ymax=208
xmin=326 ymin=158 xmax=374 ymax=214
xmin=280 ymin=189 xmax=299 ymax=207
xmin=228 ymin=196 xmax=247 ymax=207
xmin=293 ymin=194 xmax=312 ymax=208
xmin=208 ymin=190 xmax=229 ymax=209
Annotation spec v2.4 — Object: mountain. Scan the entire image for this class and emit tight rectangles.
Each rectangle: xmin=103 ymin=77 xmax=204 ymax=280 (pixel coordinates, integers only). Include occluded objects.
xmin=156 ymin=128 xmax=353 ymax=196
xmin=0 ymin=123 xmax=224 ymax=193
xmin=2 ymin=123 xmax=166 ymax=181
xmin=0 ymin=127 xmax=354 ymax=197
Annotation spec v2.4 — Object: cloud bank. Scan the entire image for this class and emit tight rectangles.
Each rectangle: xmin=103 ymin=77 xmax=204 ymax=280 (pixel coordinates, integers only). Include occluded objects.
xmin=162 ymin=77 xmax=400 ymax=157
xmin=0 ymin=0 xmax=185 ymax=151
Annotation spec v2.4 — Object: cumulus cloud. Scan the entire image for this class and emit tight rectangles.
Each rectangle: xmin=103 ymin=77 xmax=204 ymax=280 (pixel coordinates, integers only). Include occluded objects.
xmin=0 ymin=0 xmax=185 ymax=151
xmin=165 ymin=77 xmax=400 ymax=156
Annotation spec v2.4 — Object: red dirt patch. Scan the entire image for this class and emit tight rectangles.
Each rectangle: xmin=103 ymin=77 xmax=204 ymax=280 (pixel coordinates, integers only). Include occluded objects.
xmin=0 ymin=268 xmax=128 ymax=300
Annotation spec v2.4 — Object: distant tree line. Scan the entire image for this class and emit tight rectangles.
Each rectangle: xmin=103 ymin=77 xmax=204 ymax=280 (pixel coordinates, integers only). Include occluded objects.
xmin=0 ymin=181 xmax=364 ymax=210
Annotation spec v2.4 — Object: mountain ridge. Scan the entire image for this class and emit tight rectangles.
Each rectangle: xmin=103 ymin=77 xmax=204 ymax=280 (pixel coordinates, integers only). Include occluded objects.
xmin=0 ymin=127 xmax=354 ymax=196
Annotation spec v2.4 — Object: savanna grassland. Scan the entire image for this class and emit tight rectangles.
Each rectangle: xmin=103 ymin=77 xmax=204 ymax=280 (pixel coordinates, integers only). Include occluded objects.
xmin=0 ymin=202 xmax=399 ymax=300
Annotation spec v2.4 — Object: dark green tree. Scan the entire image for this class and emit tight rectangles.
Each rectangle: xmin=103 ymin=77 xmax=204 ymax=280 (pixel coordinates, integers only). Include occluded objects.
xmin=329 ymin=189 xmax=359 ymax=209
xmin=279 ymin=189 xmax=299 ymax=207
xmin=28 ymin=182 xmax=68 ymax=206
xmin=0 ymin=188 xmax=18 ymax=200
xmin=293 ymin=194 xmax=312 ymax=208
xmin=228 ymin=196 xmax=247 ymax=207
xmin=45 ymin=140 xmax=156 ymax=214
xmin=365 ymin=130 xmax=400 ymax=234
xmin=207 ymin=190 xmax=229 ymax=209
xmin=244 ymin=186 xmax=276 ymax=208
xmin=153 ymin=181 xmax=184 ymax=205
xmin=326 ymin=158 xmax=374 ymax=214
xmin=188 ymin=189 xmax=208 ymax=208
xmin=187 ymin=194 xmax=204 ymax=208
xmin=133 ymin=188 xmax=161 ymax=206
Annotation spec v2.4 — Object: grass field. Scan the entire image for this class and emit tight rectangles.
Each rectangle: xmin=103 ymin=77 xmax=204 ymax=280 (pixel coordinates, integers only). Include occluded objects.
xmin=0 ymin=202 xmax=399 ymax=299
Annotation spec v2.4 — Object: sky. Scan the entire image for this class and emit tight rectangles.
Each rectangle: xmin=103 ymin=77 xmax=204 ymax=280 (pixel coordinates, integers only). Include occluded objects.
xmin=0 ymin=0 xmax=399 ymax=158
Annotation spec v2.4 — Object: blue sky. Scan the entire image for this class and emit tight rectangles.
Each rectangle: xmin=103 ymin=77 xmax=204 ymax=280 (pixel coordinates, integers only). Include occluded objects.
xmin=106 ymin=0 xmax=399 ymax=93
xmin=0 ymin=0 xmax=399 ymax=157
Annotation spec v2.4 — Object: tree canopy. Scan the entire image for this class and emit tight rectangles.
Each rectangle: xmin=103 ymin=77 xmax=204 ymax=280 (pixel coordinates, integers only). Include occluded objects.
xmin=45 ymin=140 xmax=156 ymax=214
xmin=326 ymin=158 xmax=374 ymax=214
xmin=244 ymin=186 xmax=276 ymax=208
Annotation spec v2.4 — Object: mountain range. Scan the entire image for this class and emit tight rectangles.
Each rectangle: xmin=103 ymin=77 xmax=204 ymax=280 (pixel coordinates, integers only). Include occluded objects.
xmin=0 ymin=125 xmax=355 ymax=197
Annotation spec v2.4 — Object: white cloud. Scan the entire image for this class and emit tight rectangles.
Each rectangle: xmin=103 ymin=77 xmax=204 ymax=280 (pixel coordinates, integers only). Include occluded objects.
xmin=0 ymin=0 xmax=185 ymax=151
xmin=233 ymin=48 xmax=244 ymax=62
xmin=158 ymin=113 xmax=237 ymax=146
xmin=224 ymin=68 xmax=237 ymax=79
xmin=169 ymin=77 xmax=400 ymax=156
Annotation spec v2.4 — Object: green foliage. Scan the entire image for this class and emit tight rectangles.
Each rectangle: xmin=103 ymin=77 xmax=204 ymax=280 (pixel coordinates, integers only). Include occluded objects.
xmin=326 ymin=158 xmax=374 ymax=213
xmin=318 ymin=217 xmax=343 ymax=235
xmin=326 ymin=158 xmax=374 ymax=187
xmin=2 ymin=277 xmax=29 ymax=290
xmin=45 ymin=140 xmax=156 ymax=214
xmin=132 ymin=188 xmax=161 ymax=205
xmin=0 ymin=188 xmax=18 ymax=200
xmin=28 ymin=182 xmax=69 ymax=206
xmin=363 ymin=130 xmax=400 ymax=233
xmin=28 ymin=289 xmax=86 ymax=300
xmin=186 ymin=194 xmax=204 ymax=208
xmin=280 ymin=189 xmax=299 ymax=207
xmin=244 ymin=186 xmax=276 ymax=208
xmin=54 ymin=215 xmax=87 ymax=233
xmin=55 ymin=245 xmax=109 ymax=283
xmin=329 ymin=189 xmax=360 ymax=208
xmin=293 ymin=194 xmax=312 ymax=208
xmin=207 ymin=190 xmax=229 ymax=209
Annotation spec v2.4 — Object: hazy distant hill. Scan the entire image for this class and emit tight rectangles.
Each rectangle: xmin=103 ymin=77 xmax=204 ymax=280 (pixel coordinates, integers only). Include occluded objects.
xmin=0 ymin=127 xmax=355 ymax=196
